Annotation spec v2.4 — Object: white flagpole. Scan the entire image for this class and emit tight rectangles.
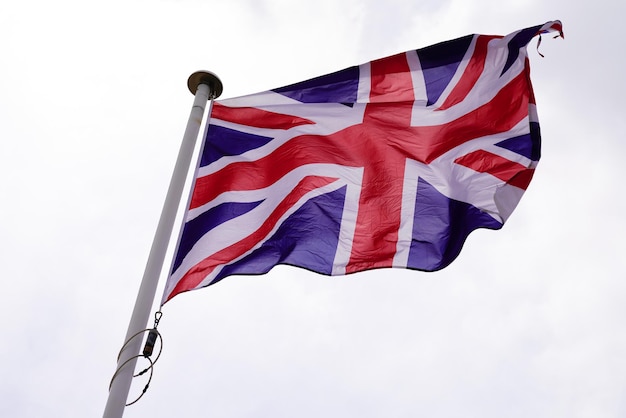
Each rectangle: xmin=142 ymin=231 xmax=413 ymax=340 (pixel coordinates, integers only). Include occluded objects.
xmin=103 ymin=71 xmax=223 ymax=418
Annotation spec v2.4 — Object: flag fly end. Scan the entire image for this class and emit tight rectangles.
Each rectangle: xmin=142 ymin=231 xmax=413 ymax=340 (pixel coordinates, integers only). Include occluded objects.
xmin=188 ymin=70 xmax=223 ymax=99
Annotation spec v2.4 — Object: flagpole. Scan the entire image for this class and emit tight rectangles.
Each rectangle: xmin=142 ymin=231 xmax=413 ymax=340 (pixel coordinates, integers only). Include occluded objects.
xmin=103 ymin=71 xmax=223 ymax=418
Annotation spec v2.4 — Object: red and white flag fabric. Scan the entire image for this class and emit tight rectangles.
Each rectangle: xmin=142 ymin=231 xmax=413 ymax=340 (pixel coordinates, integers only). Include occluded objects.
xmin=162 ymin=21 xmax=563 ymax=304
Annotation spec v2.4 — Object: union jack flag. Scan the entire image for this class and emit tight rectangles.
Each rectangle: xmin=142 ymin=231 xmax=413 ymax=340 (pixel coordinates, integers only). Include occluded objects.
xmin=162 ymin=21 xmax=563 ymax=304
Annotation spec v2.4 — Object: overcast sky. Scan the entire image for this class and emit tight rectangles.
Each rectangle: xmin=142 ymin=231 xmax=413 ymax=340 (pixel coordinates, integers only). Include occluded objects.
xmin=1 ymin=1 xmax=625 ymax=417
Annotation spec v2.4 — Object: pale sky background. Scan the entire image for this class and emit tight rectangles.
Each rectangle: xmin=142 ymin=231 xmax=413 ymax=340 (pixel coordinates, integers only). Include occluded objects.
xmin=1 ymin=1 xmax=625 ymax=417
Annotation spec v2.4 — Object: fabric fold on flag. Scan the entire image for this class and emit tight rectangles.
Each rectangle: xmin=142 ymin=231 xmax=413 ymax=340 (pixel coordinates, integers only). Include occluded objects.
xmin=162 ymin=20 xmax=563 ymax=304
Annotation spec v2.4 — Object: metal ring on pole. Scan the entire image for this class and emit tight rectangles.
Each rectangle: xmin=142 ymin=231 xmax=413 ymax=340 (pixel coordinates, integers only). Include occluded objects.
xmin=188 ymin=71 xmax=223 ymax=99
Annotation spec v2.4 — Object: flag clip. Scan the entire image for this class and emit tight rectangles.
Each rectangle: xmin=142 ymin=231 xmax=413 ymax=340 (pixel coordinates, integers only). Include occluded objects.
xmin=142 ymin=311 xmax=163 ymax=357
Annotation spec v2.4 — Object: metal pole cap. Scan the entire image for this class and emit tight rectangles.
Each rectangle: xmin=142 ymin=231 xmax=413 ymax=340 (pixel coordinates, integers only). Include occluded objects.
xmin=187 ymin=71 xmax=223 ymax=99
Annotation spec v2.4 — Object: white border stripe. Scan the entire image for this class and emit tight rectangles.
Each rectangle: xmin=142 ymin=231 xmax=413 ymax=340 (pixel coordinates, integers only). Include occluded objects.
xmin=332 ymin=167 xmax=364 ymax=275
xmin=357 ymin=62 xmax=371 ymax=103
xmin=405 ymin=50 xmax=427 ymax=106
xmin=393 ymin=159 xmax=420 ymax=268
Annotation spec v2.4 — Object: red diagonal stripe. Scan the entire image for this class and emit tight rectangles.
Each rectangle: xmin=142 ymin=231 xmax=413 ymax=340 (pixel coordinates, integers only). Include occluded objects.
xmin=211 ymin=102 xmax=315 ymax=129
xmin=168 ymin=175 xmax=339 ymax=301
xmin=438 ymin=35 xmax=500 ymax=110
xmin=418 ymin=70 xmax=531 ymax=163
xmin=454 ymin=149 xmax=535 ymax=190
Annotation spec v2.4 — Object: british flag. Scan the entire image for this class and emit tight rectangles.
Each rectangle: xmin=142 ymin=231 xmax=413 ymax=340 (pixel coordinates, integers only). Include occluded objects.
xmin=162 ymin=21 xmax=563 ymax=303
